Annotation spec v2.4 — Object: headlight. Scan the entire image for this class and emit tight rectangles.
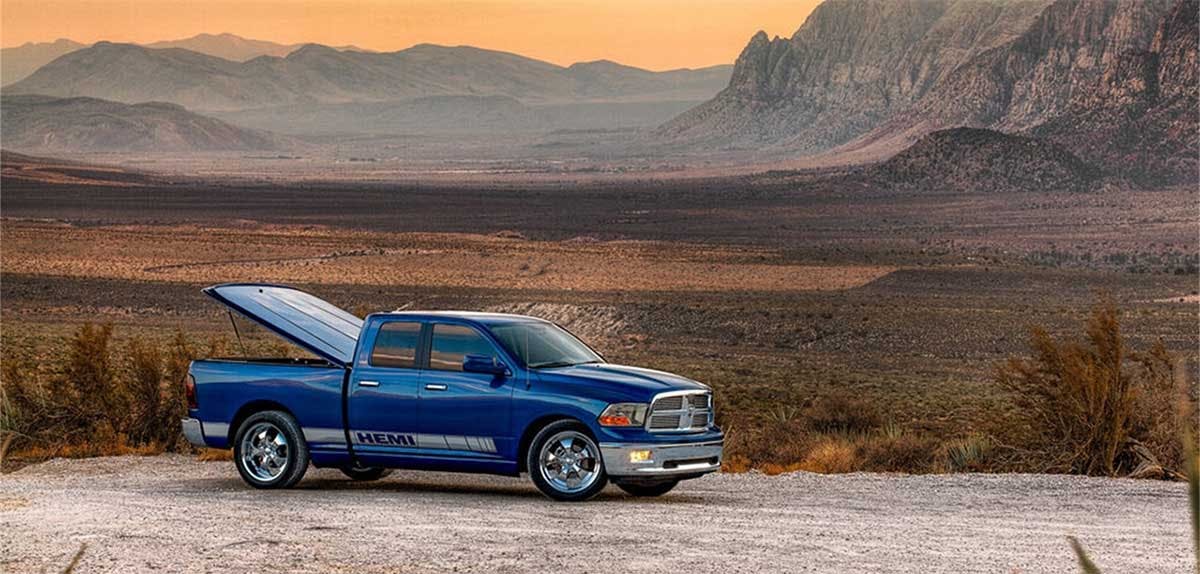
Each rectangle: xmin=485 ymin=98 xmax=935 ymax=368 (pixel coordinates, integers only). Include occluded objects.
xmin=598 ymin=403 xmax=648 ymax=427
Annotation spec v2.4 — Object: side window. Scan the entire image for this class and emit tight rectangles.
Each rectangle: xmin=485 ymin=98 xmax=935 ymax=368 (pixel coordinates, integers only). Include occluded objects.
xmin=429 ymin=324 xmax=496 ymax=372
xmin=370 ymin=322 xmax=422 ymax=368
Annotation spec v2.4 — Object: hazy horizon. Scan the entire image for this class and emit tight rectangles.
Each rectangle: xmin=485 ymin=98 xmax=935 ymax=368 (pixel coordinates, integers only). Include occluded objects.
xmin=0 ymin=0 xmax=819 ymax=71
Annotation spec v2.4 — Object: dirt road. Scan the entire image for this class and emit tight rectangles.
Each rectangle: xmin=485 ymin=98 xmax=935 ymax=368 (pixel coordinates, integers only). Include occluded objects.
xmin=0 ymin=455 xmax=1191 ymax=573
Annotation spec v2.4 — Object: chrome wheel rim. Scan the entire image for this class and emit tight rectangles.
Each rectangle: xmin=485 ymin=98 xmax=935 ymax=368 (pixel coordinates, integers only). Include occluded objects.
xmin=240 ymin=422 xmax=289 ymax=482
xmin=538 ymin=431 xmax=602 ymax=494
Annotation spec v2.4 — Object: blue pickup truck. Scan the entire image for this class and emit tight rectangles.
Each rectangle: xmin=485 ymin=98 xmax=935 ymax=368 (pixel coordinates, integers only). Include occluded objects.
xmin=182 ymin=284 xmax=723 ymax=501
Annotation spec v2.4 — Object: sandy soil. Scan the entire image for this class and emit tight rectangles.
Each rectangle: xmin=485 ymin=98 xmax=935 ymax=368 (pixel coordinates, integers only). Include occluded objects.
xmin=1 ymin=221 xmax=894 ymax=293
xmin=0 ymin=455 xmax=1191 ymax=574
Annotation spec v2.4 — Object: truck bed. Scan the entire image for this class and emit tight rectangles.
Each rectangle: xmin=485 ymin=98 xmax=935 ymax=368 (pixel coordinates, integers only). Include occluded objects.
xmin=189 ymin=359 xmax=349 ymax=465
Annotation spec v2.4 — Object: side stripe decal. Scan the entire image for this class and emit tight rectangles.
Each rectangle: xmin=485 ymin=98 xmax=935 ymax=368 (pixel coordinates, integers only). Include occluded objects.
xmin=351 ymin=430 xmax=498 ymax=454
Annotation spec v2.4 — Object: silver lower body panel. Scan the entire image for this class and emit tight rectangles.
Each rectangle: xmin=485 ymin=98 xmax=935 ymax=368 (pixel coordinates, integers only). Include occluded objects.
xmin=600 ymin=439 xmax=723 ymax=477
xmin=181 ymin=417 xmax=206 ymax=447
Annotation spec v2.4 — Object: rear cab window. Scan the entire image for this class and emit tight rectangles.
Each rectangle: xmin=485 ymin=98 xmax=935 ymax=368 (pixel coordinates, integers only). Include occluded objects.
xmin=370 ymin=321 xmax=422 ymax=368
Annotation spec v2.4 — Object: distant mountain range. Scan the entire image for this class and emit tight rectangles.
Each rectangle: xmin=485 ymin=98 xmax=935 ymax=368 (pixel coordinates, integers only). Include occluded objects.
xmin=0 ymin=34 xmax=370 ymax=86
xmin=1 ymin=94 xmax=291 ymax=152
xmin=1 ymin=39 xmax=86 ymax=86
xmin=661 ymin=0 xmax=1197 ymax=185
xmin=3 ymin=41 xmax=733 ymax=111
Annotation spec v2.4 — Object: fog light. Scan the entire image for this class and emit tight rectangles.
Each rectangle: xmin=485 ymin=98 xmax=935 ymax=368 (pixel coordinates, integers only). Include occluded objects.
xmin=629 ymin=450 xmax=652 ymax=463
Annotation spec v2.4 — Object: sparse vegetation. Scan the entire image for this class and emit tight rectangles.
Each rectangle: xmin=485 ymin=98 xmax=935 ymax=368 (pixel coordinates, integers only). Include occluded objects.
xmin=0 ymin=324 xmax=228 ymax=467
xmin=994 ymin=297 xmax=1193 ymax=476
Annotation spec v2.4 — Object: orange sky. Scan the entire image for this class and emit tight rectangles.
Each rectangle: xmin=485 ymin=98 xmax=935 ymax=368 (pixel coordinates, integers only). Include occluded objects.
xmin=0 ymin=0 xmax=819 ymax=70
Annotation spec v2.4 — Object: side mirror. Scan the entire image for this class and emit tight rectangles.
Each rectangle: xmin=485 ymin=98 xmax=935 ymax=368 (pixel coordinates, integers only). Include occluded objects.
xmin=463 ymin=354 xmax=508 ymax=376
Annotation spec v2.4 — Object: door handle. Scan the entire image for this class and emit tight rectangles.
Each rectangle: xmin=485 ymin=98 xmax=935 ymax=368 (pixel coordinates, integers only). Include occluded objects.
xmin=359 ymin=380 xmax=380 ymax=387
xmin=424 ymin=383 xmax=448 ymax=391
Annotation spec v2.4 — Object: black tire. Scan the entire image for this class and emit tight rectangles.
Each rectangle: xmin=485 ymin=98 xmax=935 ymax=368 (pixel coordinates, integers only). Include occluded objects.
xmin=526 ymin=420 xmax=608 ymax=502
xmin=616 ymin=480 xmax=679 ymax=497
xmin=232 ymin=410 xmax=309 ymax=489
xmin=340 ymin=466 xmax=393 ymax=481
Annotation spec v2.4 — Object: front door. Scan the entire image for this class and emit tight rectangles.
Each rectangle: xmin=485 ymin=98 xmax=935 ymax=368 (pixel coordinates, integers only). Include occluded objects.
xmin=418 ymin=322 xmax=513 ymax=458
xmin=347 ymin=320 xmax=424 ymax=465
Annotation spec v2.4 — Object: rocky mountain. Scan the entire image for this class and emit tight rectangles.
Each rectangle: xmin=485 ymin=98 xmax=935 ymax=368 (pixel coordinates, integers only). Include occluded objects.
xmin=0 ymin=94 xmax=291 ymax=152
xmin=1 ymin=39 xmax=86 ymax=86
xmin=854 ymin=0 xmax=1177 ymax=147
xmin=871 ymin=127 xmax=1099 ymax=193
xmin=661 ymin=0 xmax=1195 ymax=186
xmin=1027 ymin=0 xmax=1198 ymax=185
xmin=656 ymin=0 xmax=1052 ymax=151
xmin=3 ymin=42 xmax=733 ymax=112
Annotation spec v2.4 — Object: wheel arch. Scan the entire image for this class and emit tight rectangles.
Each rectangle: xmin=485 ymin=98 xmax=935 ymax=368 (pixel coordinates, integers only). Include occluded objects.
xmin=516 ymin=414 xmax=594 ymax=473
xmin=227 ymin=400 xmax=297 ymax=444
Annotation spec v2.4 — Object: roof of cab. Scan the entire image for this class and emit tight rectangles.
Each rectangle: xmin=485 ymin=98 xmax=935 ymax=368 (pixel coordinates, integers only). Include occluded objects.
xmin=367 ymin=310 xmax=552 ymax=326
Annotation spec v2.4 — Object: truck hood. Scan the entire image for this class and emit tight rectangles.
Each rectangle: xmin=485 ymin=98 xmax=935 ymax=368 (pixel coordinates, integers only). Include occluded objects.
xmin=539 ymin=363 xmax=709 ymax=398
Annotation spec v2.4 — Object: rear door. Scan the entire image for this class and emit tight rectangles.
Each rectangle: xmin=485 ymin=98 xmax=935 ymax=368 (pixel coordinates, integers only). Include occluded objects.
xmin=346 ymin=320 xmax=425 ymax=464
xmin=417 ymin=322 xmax=513 ymax=458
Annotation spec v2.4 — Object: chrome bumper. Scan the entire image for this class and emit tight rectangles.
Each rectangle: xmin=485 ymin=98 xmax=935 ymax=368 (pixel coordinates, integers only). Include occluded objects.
xmin=181 ymin=417 xmax=206 ymax=447
xmin=600 ymin=439 xmax=723 ymax=477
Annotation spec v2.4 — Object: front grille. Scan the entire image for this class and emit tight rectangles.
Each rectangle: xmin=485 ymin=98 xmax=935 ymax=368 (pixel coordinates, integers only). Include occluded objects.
xmin=649 ymin=414 xmax=682 ymax=429
xmin=655 ymin=396 xmax=684 ymax=411
xmin=646 ymin=391 xmax=712 ymax=433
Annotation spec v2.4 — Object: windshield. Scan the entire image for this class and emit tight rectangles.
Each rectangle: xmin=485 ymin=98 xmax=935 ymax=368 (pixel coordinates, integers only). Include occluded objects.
xmin=488 ymin=322 xmax=603 ymax=369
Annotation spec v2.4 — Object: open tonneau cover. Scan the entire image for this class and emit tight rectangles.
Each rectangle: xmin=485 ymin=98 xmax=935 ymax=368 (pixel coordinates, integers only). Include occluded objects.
xmin=203 ymin=283 xmax=362 ymax=367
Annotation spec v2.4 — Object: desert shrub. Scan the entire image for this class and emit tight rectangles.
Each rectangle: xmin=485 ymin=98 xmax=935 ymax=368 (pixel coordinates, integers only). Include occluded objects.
xmin=126 ymin=338 xmax=165 ymax=446
xmin=2 ymin=324 xmax=219 ymax=467
xmin=799 ymin=437 xmax=859 ymax=473
xmin=59 ymin=323 xmax=127 ymax=439
xmin=858 ymin=431 xmax=941 ymax=473
xmin=803 ymin=392 xmax=882 ymax=434
xmin=996 ymin=298 xmax=1194 ymax=476
xmin=943 ymin=434 xmax=994 ymax=473
xmin=1127 ymin=341 xmax=1194 ymax=472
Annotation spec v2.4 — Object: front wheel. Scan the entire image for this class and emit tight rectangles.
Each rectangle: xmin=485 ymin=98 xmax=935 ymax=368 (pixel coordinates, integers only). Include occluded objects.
xmin=232 ymin=410 xmax=309 ymax=489
xmin=527 ymin=421 xmax=608 ymax=502
xmin=616 ymin=480 xmax=678 ymax=497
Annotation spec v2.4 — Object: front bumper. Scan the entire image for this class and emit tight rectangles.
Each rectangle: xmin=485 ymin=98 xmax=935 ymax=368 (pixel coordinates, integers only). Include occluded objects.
xmin=181 ymin=417 xmax=206 ymax=447
xmin=600 ymin=439 xmax=723 ymax=477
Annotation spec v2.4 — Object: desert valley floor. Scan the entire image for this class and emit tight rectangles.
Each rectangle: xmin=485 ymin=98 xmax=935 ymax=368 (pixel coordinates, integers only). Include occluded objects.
xmin=2 ymin=169 xmax=1196 ymax=444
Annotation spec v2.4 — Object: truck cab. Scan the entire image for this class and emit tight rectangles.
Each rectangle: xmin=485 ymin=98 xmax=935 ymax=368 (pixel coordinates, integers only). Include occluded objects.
xmin=183 ymin=283 xmax=723 ymax=501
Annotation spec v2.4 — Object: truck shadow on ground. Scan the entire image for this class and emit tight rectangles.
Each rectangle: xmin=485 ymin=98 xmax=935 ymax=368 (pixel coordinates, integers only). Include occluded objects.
xmin=183 ymin=475 xmax=713 ymax=504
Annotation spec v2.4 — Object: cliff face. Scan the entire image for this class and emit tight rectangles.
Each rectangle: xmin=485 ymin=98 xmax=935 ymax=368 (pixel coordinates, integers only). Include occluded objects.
xmin=863 ymin=0 xmax=1175 ymax=140
xmin=656 ymin=0 xmax=1051 ymax=151
xmin=661 ymin=0 xmax=1196 ymax=186
xmin=1028 ymin=0 xmax=1198 ymax=184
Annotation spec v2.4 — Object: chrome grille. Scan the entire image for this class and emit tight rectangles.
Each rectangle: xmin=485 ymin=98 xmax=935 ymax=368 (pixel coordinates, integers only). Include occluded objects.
xmin=649 ymin=414 xmax=682 ymax=429
xmin=646 ymin=390 xmax=712 ymax=433
xmin=655 ymin=396 xmax=684 ymax=411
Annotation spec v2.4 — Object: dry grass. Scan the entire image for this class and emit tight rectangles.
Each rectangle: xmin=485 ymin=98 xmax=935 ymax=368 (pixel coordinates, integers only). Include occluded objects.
xmin=995 ymin=297 xmax=1195 ymax=476
xmin=1 ymin=324 xmax=224 ymax=468
xmin=197 ymin=448 xmax=234 ymax=462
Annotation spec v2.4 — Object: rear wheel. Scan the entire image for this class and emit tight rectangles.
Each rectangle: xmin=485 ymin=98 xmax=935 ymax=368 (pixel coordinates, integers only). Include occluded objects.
xmin=233 ymin=411 xmax=309 ymax=489
xmin=340 ymin=466 xmax=393 ymax=481
xmin=527 ymin=421 xmax=608 ymax=502
xmin=616 ymin=480 xmax=678 ymax=497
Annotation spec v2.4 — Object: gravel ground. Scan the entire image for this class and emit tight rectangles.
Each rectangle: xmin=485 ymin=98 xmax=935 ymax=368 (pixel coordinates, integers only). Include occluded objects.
xmin=0 ymin=455 xmax=1192 ymax=573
